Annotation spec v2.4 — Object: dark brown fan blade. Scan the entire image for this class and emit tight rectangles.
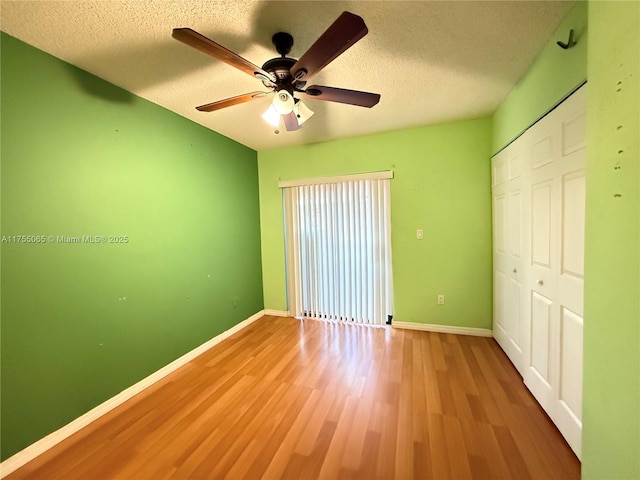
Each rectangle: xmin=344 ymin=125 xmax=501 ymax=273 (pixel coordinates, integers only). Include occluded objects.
xmin=283 ymin=111 xmax=302 ymax=131
xmin=196 ymin=92 xmax=270 ymax=112
xmin=303 ymin=85 xmax=380 ymax=108
xmin=290 ymin=12 xmax=368 ymax=82
xmin=173 ymin=28 xmax=275 ymax=84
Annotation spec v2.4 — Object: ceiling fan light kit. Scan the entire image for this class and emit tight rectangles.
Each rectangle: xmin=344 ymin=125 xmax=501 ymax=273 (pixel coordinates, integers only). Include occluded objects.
xmin=172 ymin=11 xmax=380 ymax=133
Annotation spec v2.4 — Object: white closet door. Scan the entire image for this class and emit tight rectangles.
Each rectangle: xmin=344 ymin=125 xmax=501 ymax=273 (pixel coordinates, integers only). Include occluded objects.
xmin=527 ymin=107 xmax=561 ymax=415
xmin=492 ymin=138 xmax=527 ymax=373
xmin=552 ymin=87 xmax=586 ymax=455
xmin=492 ymin=85 xmax=586 ymax=459
xmin=523 ymin=85 xmax=586 ymax=458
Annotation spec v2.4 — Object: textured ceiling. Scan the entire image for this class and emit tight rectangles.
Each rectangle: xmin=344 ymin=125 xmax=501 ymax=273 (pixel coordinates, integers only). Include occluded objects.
xmin=0 ymin=1 xmax=575 ymax=151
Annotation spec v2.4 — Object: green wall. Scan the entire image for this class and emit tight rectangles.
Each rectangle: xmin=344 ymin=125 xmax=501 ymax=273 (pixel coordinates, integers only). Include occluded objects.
xmin=582 ymin=1 xmax=640 ymax=478
xmin=258 ymin=117 xmax=493 ymax=329
xmin=0 ymin=33 xmax=264 ymax=460
xmin=492 ymin=1 xmax=588 ymax=153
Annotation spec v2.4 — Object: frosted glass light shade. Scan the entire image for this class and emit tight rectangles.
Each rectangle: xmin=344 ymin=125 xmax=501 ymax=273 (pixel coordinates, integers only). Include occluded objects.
xmin=294 ymin=100 xmax=314 ymax=125
xmin=261 ymin=104 xmax=280 ymax=127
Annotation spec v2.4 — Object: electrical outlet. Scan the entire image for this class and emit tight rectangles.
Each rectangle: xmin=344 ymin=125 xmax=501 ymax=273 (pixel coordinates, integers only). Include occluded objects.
xmin=416 ymin=229 xmax=424 ymax=239
xmin=438 ymin=295 xmax=445 ymax=305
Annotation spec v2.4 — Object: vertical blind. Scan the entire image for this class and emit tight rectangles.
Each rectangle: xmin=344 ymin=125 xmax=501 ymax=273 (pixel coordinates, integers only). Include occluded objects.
xmin=282 ymin=174 xmax=393 ymax=325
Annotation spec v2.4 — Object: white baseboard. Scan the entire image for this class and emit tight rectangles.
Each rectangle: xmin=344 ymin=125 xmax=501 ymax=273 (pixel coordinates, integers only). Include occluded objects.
xmin=392 ymin=321 xmax=493 ymax=337
xmin=0 ymin=310 xmax=266 ymax=478
xmin=263 ymin=309 xmax=289 ymax=317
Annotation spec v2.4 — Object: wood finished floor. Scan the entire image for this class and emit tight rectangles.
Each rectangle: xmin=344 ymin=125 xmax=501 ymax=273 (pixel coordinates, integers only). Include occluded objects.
xmin=7 ymin=316 xmax=580 ymax=479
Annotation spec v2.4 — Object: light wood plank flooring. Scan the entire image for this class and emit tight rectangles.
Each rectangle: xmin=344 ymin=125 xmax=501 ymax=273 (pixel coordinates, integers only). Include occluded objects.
xmin=6 ymin=316 xmax=580 ymax=479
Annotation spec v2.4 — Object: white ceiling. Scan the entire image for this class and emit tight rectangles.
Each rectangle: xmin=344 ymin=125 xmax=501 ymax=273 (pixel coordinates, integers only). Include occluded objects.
xmin=0 ymin=1 xmax=575 ymax=151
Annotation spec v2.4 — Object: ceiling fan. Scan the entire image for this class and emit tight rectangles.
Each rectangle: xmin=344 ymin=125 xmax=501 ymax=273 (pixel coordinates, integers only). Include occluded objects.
xmin=172 ymin=11 xmax=380 ymax=132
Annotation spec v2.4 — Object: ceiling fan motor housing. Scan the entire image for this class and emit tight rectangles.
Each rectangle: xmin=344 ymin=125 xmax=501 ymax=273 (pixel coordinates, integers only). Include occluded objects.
xmin=261 ymin=56 xmax=305 ymax=90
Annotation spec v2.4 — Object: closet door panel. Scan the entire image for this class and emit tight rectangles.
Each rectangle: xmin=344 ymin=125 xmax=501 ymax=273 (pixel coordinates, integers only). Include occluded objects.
xmin=562 ymin=110 xmax=587 ymax=156
xmin=494 ymin=270 xmax=507 ymax=337
xmin=507 ymin=191 xmax=522 ymax=258
xmin=494 ymin=194 xmax=506 ymax=254
xmin=531 ymin=182 xmax=553 ymax=269
xmin=530 ymin=291 xmax=552 ymax=383
xmin=559 ymin=306 xmax=583 ymax=420
xmin=561 ymin=172 xmax=586 ymax=279
xmin=506 ymin=277 xmax=523 ymax=350
xmin=531 ymin=123 xmax=555 ymax=170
